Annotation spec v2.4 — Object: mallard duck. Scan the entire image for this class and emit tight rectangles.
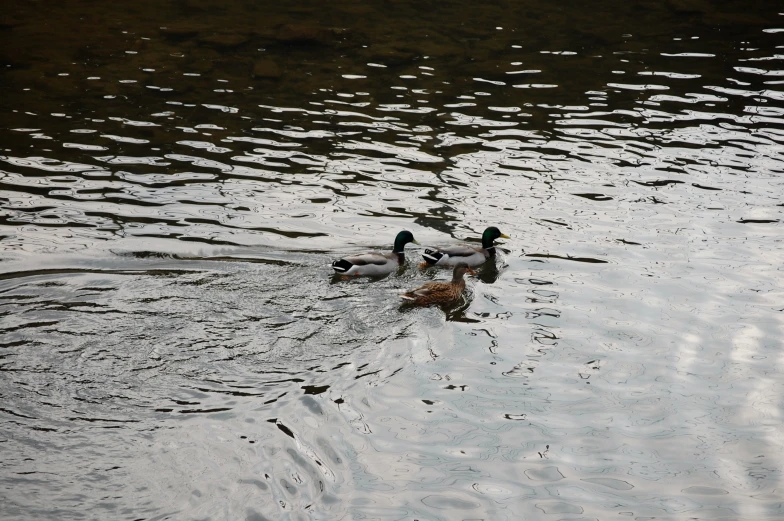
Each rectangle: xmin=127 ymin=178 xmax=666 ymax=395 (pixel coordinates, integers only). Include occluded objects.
xmin=400 ymin=262 xmax=475 ymax=305
xmin=421 ymin=226 xmax=510 ymax=267
xmin=331 ymin=230 xmax=419 ymax=277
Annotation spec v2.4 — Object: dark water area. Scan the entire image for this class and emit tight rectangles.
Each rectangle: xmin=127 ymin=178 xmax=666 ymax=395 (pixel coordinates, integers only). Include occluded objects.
xmin=1 ymin=1 xmax=783 ymax=519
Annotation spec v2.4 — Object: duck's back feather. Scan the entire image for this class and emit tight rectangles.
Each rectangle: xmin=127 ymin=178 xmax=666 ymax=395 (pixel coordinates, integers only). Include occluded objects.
xmin=401 ymin=280 xmax=465 ymax=305
xmin=341 ymin=253 xmax=391 ymax=266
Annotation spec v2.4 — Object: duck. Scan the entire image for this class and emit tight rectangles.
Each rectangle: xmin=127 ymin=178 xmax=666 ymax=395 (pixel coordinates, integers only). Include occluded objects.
xmin=400 ymin=262 xmax=475 ymax=306
xmin=331 ymin=230 xmax=419 ymax=277
xmin=421 ymin=226 xmax=510 ymax=267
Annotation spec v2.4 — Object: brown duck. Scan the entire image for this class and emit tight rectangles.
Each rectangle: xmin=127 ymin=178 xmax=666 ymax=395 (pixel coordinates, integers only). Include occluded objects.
xmin=400 ymin=262 xmax=475 ymax=306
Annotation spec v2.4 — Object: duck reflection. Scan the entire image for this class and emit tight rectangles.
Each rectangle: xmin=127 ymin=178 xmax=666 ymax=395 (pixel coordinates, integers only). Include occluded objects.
xmin=443 ymin=293 xmax=479 ymax=323
xmin=473 ymin=258 xmax=506 ymax=284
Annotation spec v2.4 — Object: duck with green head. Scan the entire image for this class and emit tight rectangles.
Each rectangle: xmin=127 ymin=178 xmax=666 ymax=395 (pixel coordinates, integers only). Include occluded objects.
xmin=332 ymin=230 xmax=419 ymax=277
xmin=421 ymin=226 xmax=510 ymax=267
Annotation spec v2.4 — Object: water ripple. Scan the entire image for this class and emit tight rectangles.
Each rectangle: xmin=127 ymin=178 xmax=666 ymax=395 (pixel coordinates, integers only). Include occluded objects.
xmin=2 ymin=1 xmax=784 ymax=520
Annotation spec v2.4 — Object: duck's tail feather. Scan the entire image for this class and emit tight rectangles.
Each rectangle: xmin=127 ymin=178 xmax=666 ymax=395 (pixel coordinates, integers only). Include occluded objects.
xmin=400 ymin=293 xmax=416 ymax=301
xmin=421 ymin=249 xmax=443 ymax=264
xmin=332 ymin=259 xmax=353 ymax=273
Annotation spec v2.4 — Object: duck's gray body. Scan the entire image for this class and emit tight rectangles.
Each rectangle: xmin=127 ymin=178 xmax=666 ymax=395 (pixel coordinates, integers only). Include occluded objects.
xmin=422 ymin=245 xmax=493 ymax=267
xmin=331 ymin=230 xmax=418 ymax=277
xmin=332 ymin=252 xmax=403 ymax=277
xmin=421 ymin=227 xmax=509 ymax=268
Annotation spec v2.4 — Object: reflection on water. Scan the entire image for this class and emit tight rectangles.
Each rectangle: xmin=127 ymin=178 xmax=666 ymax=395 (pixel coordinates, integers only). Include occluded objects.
xmin=1 ymin=1 xmax=783 ymax=520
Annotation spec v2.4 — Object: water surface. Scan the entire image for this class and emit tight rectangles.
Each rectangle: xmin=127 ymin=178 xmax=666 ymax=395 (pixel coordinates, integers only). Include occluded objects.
xmin=1 ymin=1 xmax=783 ymax=520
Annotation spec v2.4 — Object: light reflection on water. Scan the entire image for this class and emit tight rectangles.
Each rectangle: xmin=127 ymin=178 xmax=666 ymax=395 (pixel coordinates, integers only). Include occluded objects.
xmin=1 ymin=1 xmax=783 ymax=519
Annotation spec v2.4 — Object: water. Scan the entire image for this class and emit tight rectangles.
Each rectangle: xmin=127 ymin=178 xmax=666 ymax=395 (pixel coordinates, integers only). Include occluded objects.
xmin=1 ymin=1 xmax=783 ymax=519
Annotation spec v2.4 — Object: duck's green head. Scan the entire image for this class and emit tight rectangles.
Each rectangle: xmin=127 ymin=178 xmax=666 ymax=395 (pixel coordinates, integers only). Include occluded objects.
xmin=393 ymin=230 xmax=419 ymax=252
xmin=482 ymin=226 xmax=510 ymax=248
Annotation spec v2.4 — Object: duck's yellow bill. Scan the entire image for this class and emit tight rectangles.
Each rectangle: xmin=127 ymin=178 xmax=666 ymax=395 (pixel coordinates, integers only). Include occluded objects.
xmin=412 ymin=239 xmax=420 ymax=245
xmin=500 ymin=233 xmax=511 ymax=239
